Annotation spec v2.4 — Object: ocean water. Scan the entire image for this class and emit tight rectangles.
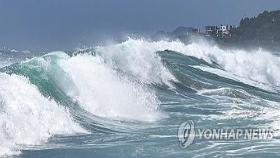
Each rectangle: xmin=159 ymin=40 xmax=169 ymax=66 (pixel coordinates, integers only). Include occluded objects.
xmin=1 ymin=39 xmax=280 ymax=157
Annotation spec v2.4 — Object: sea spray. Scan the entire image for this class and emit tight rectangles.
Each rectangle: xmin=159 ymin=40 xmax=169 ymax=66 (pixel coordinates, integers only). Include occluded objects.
xmin=1 ymin=38 xmax=280 ymax=156
xmin=56 ymin=53 xmax=163 ymax=121
xmin=0 ymin=73 xmax=86 ymax=156
xmin=96 ymin=38 xmax=280 ymax=87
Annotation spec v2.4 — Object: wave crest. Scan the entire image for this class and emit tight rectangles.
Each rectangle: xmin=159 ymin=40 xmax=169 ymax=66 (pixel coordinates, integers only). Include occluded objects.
xmin=0 ymin=73 xmax=85 ymax=156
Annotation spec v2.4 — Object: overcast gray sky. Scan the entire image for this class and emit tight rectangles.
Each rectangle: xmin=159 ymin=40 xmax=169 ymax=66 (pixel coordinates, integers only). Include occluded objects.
xmin=0 ymin=0 xmax=280 ymax=51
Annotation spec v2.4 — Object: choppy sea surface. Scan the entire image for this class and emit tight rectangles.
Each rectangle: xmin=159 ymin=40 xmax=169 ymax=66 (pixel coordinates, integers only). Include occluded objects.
xmin=1 ymin=39 xmax=280 ymax=157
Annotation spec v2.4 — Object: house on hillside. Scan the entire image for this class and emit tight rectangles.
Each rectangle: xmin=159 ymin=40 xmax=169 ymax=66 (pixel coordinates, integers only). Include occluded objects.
xmin=205 ymin=25 xmax=236 ymax=38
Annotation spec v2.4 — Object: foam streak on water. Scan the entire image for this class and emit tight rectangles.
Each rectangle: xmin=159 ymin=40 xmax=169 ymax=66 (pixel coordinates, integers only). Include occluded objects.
xmin=1 ymin=38 xmax=280 ymax=157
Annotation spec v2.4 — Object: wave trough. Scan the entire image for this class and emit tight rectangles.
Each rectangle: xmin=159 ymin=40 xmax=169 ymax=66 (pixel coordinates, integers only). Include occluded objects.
xmin=1 ymin=38 xmax=280 ymax=157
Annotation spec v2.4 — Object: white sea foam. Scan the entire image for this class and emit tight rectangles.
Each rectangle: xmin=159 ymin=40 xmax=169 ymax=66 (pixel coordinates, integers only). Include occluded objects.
xmin=40 ymin=39 xmax=280 ymax=124
xmin=0 ymin=73 xmax=85 ymax=156
xmin=95 ymin=39 xmax=177 ymax=86
xmin=91 ymin=38 xmax=280 ymax=132
xmin=97 ymin=38 xmax=280 ymax=88
xmin=182 ymin=41 xmax=280 ymax=87
xmin=24 ymin=51 xmax=163 ymax=122
xmin=193 ymin=65 xmax=276 ymax=92
xmin=56 ymin=53 xmax=162 ymax=122
xmin=18 ymin=51 xmax=163 ymax=122
xmin=1 ymin=38 xmax=280 ymax=156
xmin=0 ymin=58 xmax=15 ymax=68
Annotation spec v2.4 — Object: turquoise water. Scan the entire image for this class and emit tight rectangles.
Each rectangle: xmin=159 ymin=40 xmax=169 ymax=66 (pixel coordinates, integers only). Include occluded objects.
xmin=1 ymin=39 xmax=280 ymax=157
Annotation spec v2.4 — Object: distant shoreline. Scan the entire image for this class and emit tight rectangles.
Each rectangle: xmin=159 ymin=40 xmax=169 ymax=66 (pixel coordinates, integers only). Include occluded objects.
xmin=153 ymin=10 xmax=280 ymax=52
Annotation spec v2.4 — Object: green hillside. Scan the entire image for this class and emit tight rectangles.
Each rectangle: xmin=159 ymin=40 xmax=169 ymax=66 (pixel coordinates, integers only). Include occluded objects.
xmin=224 ymin=10 xmax=280 ymax=50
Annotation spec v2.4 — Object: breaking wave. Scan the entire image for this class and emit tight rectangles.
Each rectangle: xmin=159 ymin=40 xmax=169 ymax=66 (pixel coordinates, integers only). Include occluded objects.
xmin=0 ymin=73 xmax=85 ymax=156
xmin=1 ymin=38 xmax=280 ymax=156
